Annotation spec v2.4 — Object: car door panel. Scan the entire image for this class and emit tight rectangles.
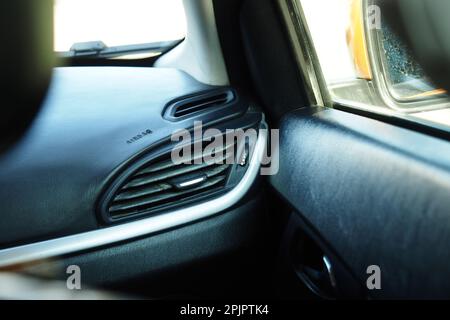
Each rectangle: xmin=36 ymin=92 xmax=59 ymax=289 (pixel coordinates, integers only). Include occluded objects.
xmin=270 ymin=107 xmax=450 ymax=299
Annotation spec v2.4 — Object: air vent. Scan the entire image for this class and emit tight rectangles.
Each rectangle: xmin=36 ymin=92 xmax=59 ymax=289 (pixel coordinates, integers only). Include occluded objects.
xmin=107 ymin=139 xmax=236 ymax=220
xmin=164 ymin=89 xmax=235 ymax=120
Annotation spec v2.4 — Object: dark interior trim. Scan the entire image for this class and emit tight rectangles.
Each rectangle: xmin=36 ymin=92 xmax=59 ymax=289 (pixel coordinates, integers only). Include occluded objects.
xmin=270 ymin=106 xmax=450 ymax=299
xmin=335 ymin=103 xmax=450 ymax=144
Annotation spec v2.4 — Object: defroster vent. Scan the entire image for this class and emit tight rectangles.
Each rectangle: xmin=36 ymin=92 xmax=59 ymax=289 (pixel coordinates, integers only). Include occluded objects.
xmin=164 ymin=89 xmax=235 ymax=120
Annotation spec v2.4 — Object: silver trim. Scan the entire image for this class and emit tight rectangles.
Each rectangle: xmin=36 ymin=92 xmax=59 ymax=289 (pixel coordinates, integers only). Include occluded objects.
xmin=0 ymin=131 xmax=267 ymax=268
xmin=322 ymin=255 xmax=337 ymax=290
xmin=178 ymin=177 xmax=206 ymax=188
xmin=277 ymin=0 xmax=332 ymax=107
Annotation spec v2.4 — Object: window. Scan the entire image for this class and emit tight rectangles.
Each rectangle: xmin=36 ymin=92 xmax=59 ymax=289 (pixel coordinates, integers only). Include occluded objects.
xmin=54 ymin=0 xmax=186 ymax=55
xmin=298 ymin=0 xmax=450 ymax=130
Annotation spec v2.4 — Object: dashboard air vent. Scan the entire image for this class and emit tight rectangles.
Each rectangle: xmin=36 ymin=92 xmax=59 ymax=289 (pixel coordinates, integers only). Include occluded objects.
xmin=107 ymin=139 xmax=236 ymax=220
xmin=164 ymin=89 xmax=235 ymax=120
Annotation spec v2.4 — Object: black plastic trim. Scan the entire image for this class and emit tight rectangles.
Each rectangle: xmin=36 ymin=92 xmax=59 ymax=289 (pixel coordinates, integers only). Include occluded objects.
xmin=163 ymin=88 xmax=237 ymax=121
xmin=335 ymin=103 xmax=450 ymax=143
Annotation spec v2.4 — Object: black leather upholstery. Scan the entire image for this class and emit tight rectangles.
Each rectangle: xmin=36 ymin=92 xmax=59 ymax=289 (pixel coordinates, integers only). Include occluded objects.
xmin=270 ymin=107 xmax=450 ymax=299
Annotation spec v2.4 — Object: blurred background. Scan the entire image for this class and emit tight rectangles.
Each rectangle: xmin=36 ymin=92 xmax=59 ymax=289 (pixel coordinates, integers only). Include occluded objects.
xmin=54 ymin=0 xmax=186 ymax=51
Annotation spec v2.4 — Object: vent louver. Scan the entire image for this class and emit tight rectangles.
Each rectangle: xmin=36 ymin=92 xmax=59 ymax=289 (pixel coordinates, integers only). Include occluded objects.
xmin=165 ymin=89 xmax=235 ymax=120
xmin=107 ymin=139 xmax=236 ymax=220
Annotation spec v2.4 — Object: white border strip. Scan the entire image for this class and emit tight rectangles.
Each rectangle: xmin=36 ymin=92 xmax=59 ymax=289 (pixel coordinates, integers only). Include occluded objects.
xmin=0 ymin=131 xmax=267 ymax=268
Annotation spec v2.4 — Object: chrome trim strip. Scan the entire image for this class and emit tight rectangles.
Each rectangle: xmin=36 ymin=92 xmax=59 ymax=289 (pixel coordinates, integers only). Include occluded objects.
xmin=178 ymin=177 xmax=206 ymax=188
xmin=0 ymin=131 xmax=267 ymax=268
xmin=322 ymin=255 xmax=337 ymax=290
xmin=277 ymin=0 xmax=332 ymax=107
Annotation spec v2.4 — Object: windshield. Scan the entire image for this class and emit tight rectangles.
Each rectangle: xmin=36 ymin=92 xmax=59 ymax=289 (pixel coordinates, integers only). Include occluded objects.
xmin=54 ymin=0 xmax=186 ymax=52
